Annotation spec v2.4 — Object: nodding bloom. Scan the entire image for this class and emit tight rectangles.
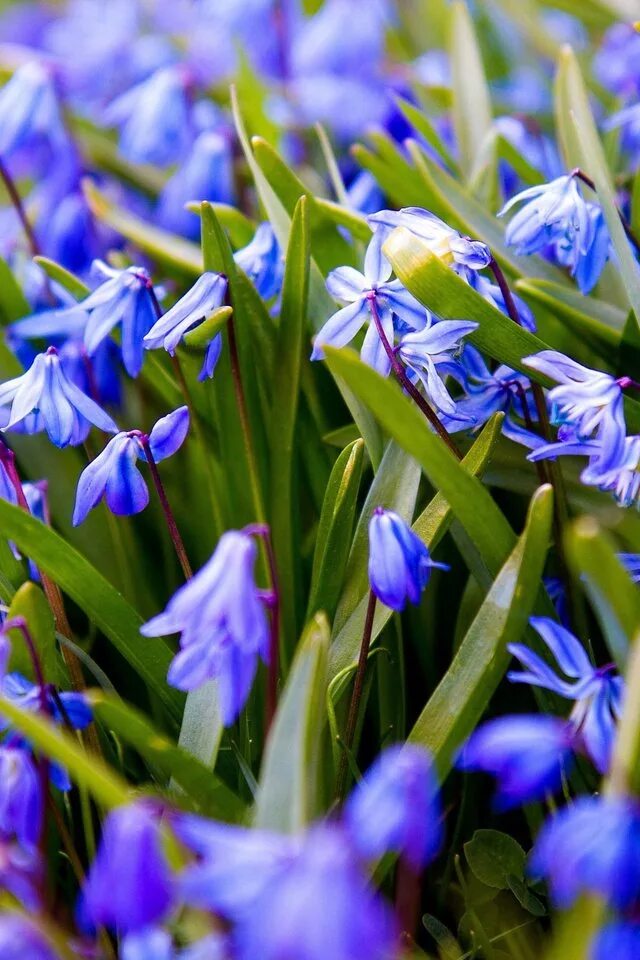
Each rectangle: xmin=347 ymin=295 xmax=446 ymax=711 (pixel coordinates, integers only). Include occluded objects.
xmin=157 ymin=131 xmax=235 ymax=240
xmin=141 ymin=529 xmax=270 ymax=725
xmin=81 ymin=801 xmax=174 ymax=934
xmin=0 ymin=61 xmax=68 ymax=158
xmin=523 ymin=351 xmax=627 ymax=467
xmin=104 ymin=65 xmax=193 ymax=167
xmin=368 ymin=207 xmax=492 ymax=271
xmin=73 ymin=406 xmax=189 ymax=525
xmin=234 ymin=222 xmax=283 ymax=301
xmin=0 ymin=346 xmax=118 ymax=447
xmin=499 ymin=174 xmax=611 ymax=293
xmin=368 ymin=507 xmax=449 ymax=611
xmin=175 ymin=818 xmax=397 ymax=960
xmin=457 ymin=714 xmax=575 ymax=809
xmin=0 ymin=746 xmax=42 ymax=848
xmin=0 ymin=914 xmax=61 ymax=960
xmin=508 ymin=617 xmax=623 ymax=774
xmin=144 ymin=274 xmax=227 ymax=381
xmin=396 ymin=317 xmax=478 ymax=416
xmin=345 ymin=744 xmax=442 ymax=870
xmin=529 ymin=432 xmax=640 ymax=507
xmin=529 ymin=795 xmax=640 ymax=910
xmin=311 ymin=235 xmax=427 ymax=375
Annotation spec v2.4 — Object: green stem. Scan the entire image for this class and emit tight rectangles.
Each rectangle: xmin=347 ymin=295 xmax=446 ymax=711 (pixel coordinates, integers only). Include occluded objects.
xmin=227 ymin=314 xmax=267 ymax=524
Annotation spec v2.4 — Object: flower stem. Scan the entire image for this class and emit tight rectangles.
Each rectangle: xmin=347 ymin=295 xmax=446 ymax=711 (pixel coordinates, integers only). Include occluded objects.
xmin=0 ymin=157 xmax=40 ymax=257
xmin=227 ymin=313 xmax=267 ymax=523
xmin=572 ymin=167 xmax=640 ymax=257
xmin=139 ymin=437 xmax=193 ymax=581
xmin=366 ymin=296 xmax=462 ymax=459
xmin=336 ymin=590 xmax=377 ymax=801
xmin=395 ymin=858 xmax=423 ymax=944
xmin=248 ymin=524 xmax=281 ymax=733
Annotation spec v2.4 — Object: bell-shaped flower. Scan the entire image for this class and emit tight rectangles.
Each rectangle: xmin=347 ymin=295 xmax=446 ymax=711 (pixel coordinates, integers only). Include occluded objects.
xmin=157 ymin=131 xmax=235 ymax=239
xmin=0 ymin=346 xmax=118 ymax=447
xmin=234 ymin=223 xmax=283 ymax=300
xmin=508 ymin=617 xmax=623 ymax=774
xmin=499 ymin=174 xmax=590 ymax=256
xmin=368 ymin=507 xmax=449 ymax=611
xmin=104 ymin=66 xmax=193 ymax=167
xmin=141 ymin=529 xmax=270 ymax=726
xmin=396 ymin=317 xmax=478 ymax=415
xmin=81 ymin=800 xmax=174 ymax=933
xmin=368 ymin=207 xmax=492 ymax=270
xmin=73 ymin=407 xmax=189 ymax=525
xmin=312 ymin=235 xmax=427 ymax=375
xmin=529 ymin=796 xmax=640 ymax=910
xmin=558 ymin=203 xmax=612 ymax=294
xmin=144 ymin=274 xmax=227 ymax=381
xmin=0 ymin=746 xmax=42 ymax=848
xmin=457 ymin=714 xmax=575 ymax=809
xmin=345 ymin=744 xmax=442 ymax=870
xmin=0 ymin=62 xmax=68 ymax=158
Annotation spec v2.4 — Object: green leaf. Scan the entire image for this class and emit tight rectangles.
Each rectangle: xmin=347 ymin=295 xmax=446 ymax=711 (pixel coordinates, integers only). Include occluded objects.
xmin=555 ymin=47 xmax=640 ymax=324
xmin=394 ymin=95 xmax=459 ymax=175
xmin=0 ymin=255 xmax=30 ymax=325
xmin=269 ymin=197 xmax=310 ymax=645
xmin=7 ymin=582 xmax=67 ymax=686
xmin=565 ymin=517 xmax=640 ymax=669
xmin=90 ymin=692 xmax=244 ymax=821
xmin=253 ymin=613 xmax=329 ymax=832
xmin=186 ymin=201 xmax=256 ymax=248
xmin=308 ymin=439 xmax=365 ymax=622
xmin=449 ymin=0 xmax=492 ymax=181
xmin=33 ymin=256 xmax=91 ymax=300
xmin=177 ymin=682 xmax=224 ymax=771
xmin=329 ymin=414 xmax=504 ymax=681
xmin=182 ymin=306 xmax=232 ymax=348
xmin=0 ymin=695 xmax=128 ymax=808
xmin=0 ymin=499 xmax=182 ymax=724
xmin=506 ymin=875 xmax=546 ymax=916
xmin=464 ymin=829 xmax=526 ymax=889
xmin=408 ymin=484 xmax=553 ymax=776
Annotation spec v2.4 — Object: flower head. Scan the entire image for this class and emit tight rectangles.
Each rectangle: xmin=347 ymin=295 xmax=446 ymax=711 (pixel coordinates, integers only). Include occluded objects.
xmin=345 ymin=744 xmax=442 ymax=870
xmin=234 ymin=222 xmax=283 ymax=300
xmin=592 ymin=922 xmax=640 ymax=960
xmin=157 ymin=131 xmax=235 ymax=239
xmin=73 ymin=407 xmax=189 ymax=525
xmin=368 ymin=207 xmax=492 ymax=270
xmin=0 ymin=746 xmax=42 ymax=848
xmin=368 ymin=507 xmax=448 ymax=611
xmin=144 ymin=274 xmax=227 ymax=381
xmin=508 ymin=617 xmax=623 ymax=773
xmin=0 ymin=914 xmax=61 ymax=960
xmin=0 ymin=347 xmax=117 ymax=447
xmin=141 ymin=529 xmax=270 ymax=725
xmin=396 ymin=317 xmax=478 ymax=415
xmin=0 ymin=62 xmax=67 ymax=158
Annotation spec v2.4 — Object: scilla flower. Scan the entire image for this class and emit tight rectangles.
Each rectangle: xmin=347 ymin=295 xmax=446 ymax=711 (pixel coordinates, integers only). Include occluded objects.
xmin=144 ymin=273 xmax=227 ymax=381
xmin=73 ymin=407 xmax=189 ymax=524
xmin=0 ymin=61 xmax=67 ymax=158
xmin=368 ymin=207 xmax=492 ymax=270
xmin=141 ymin=529 xmax=270 ymax=725
xmin=0 ymin=746 xmax=42 ymax=848
xmin=0 ymin=346 xmax=117 ymax=447
xmin=234 ymin=223 xmax=283 ymax=300
xmin=0 ymin=915 xmax=61 ymax=960
xmin=368 ymin=507 xmax=449 ymax=611
xmin=311 ymin=234 xmax=427 ymax=375
xmin=396 ymin=317 xmax=478 ymax=415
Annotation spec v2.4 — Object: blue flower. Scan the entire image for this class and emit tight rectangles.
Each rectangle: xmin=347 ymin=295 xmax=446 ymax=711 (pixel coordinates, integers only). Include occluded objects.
xmin=81 ymin=801 xmax=174 ymax=934
xmin=0 ymin=346 xmax=118 ymax=447
xmin=619 ymin=553 xmax=640 ymax=583
xmin=368 ymin=207 xmax=492 ymax=271
xmin=144 ymin=274 xmax=227 ymax=381
xmin=508 ymin=617 xmax=623 ymax=774
xmin=523 ymin=351 xmax=627 ymax=467
xmin=529 ymin=796 xmax=640 ymax=910
xmin=368 ymin=507 xmax=448 ymax=611
xmin=457 ymin=715 xmax=575 ymax=809
xmin=104 ymin=66 xmax=193 ymax=167
xmin=0 ymin=746 xmax=42 ymax=848
xmin=234 ymin=223 xmax=283 ymax=301
xmin=157 ymin=131 xmax=235 ymax=240
xmin=465 ymin=269 xmax=536 ymax=331
xmin=121 ymin=927 xmax=174 ymax=960
xmin=311 ymin=236 xmax=427 ymax=375
xmin=0 ymin=62 xmax=67 ymax=158
xmin=0 ymin=914 xmax=61 ymax=960
xmin=592 ymin=922 xmax=640 ymax=960
xmin=0 ymin=673 xmax=92 ymax=732
xmin=396 ymin=317 xmax=478 ymax=415
xmin=530 ymin=432 xmax=640 ymax=507
xmin=594 ymin=23 xmax=640 ymax=98
xmin=141 ymin=529 xmax=270 ymax=725
xmin=0 ymin=838 xmax=43 ymax=911
xmin=73 ymin=407 xmax=189 ymax=525
xmin=606 ymin=103 xmax=640 ymax=168
xmin=345 ymin=744 xmax=442 ymax=870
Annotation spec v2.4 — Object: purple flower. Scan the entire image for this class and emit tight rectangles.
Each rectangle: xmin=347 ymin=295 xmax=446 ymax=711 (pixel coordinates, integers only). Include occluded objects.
xmin=121 ymin=928 xmax=174 ymax=960
xmin=368 ymin=507 xmax=448 ymax=611
xmin=141 ymin=529 xmax=270 ymax=725
xmin=144 ymin=274 xmax=227 ymax=381
xmin=0 ymin=838 xmax=43 ymax=910
xmin=234 ymin=223 xmax=283 ymax=301
xmin=594 ymin=23 xmax=640 ymax=98
xmin=529 ymin=796 xmax=640 ymax=910
xmin=396 ymin=317 xmax=478 ymax=415
xmin=345 ymin=744 xmax=442 ymax=870
xmin=0 ymin=673 xmax=92 ymax=732
xmin=0 ymin=346 xmax=117 ymax=447
xmin=0 ymin=746 xmax=42 ymax=847
xmin=457 ymin=715 xmax=575 ymax=809
xmin=81 ymin=801 xmax=174 ymax=933
xmin=311 ymin=236 xmax=427 ymax=375
xmin=368 ymin=207 xmax=492 ymax=271
xmin=0 ymin=914 xmax=61 ymax=960
xmin=508 ymin=617 xmax=623 ymax=774
xmin=73 ymin=407 xmax=189 ymax=525
xmin=157 ymin=131 xmax=235 ymax=239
